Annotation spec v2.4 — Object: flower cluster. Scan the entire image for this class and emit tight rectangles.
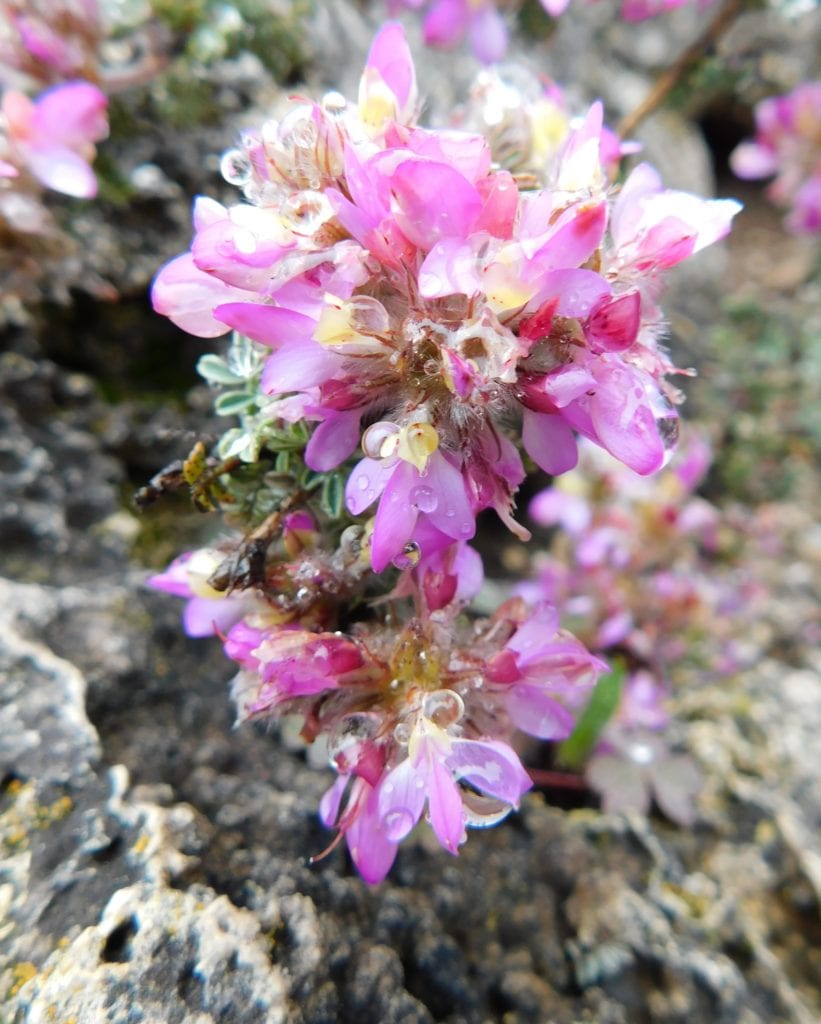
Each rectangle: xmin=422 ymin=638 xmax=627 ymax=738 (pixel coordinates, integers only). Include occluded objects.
xmin=388 ymin=0 xmax=714 ymax=63
xmin=149 ymin=23 xmax=740 ymax=881
xmin=0 ymin=0 xmax=103 ymax=86
xmin=731 ymin=81 xmax=821 ymax=235
xmin=518 ymin=431 xmax=755 ymax=820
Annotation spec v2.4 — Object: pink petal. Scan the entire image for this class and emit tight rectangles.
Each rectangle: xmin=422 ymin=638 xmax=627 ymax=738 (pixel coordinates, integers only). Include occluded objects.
xmin=467 ymin=4 xmax=508 ymax=64
xmin=407 ymin=127 xmax=491 ymax=183
xmin=364 ymin=22 xmax=416 ymax=113
xmin=729 ymin=141 xmax=778 ymax=181
xmin=319 ymin=775 xmax=349 ymax=827
xmin=32 ymin=82 xmax=108 ymax=148
xmin=183 ymin=596 xmax=245 ymax=638
xmin=371 ymin=462 xmax=419 ymax=572
xmin=585 ymin=291 xmax=641 ymax=352
xmin=260 ymin=344 xmax=343 ymax=394
xmin=423 ymin=0 xmax=470 ymax=48
xmin=377 ymin=758 xmax=426 ymax=841
xmin=529 ymin=268 xmax=611 ymax=318
xmin=425 ymin=749 xmax=464 ymax=854
xmin=390 ymin=159 xmax=482 ymax=250
xmin=525 ymin=201 xmax=607 ymax=275
xmin=25 ymin=144 xmax=97 ymax=198
xmin=345 ymin=784 xmax=400 ymax=884
xmin=589 ymin=377 xmax=665 ymax=475
xmin=424 ymin=453 xmax=476 ymax=542
xmin=587 ymin=755 xmax=650 ymax=814
xmin=507 ymin=604 xmax=560 ymax=658
xmin=345 ymin=457 xmax=395 ymax=516
xmin=506 ymin=684 xmax=576 ymax=739
xmin=151 ymin=254 xmax=244 ymax=338
xmin=447 ymin=738 xmax=532 ymax=805
xmin=304 ymin=410 xmax=362 ymax=471
xmin=521 ymin=409 xmax=579 ymax=475
xmin=418 ymin=237 xmax=485 ymax=298
xmin=213 ymin=302 xmax=316 ymax=348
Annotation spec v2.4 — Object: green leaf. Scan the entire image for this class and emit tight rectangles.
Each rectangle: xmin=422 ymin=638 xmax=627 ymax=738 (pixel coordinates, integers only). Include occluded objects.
xmin=320 ymin=472 xmax=345 ymax=519
xmin=197 ymin=354 xmax=244 ymax=385
xmin=557 ymin=660 xmax=625 ymax=770
xmin=214 ymin=390 xmax=256 ymax=416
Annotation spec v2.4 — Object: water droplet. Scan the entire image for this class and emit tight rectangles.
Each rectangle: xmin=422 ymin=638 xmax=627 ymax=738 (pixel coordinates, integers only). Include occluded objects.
xmin=393 ymin=722 xmax=411 ymax=745
xmin=327 ymin=713 xmax=379 ymax=772
xmin=220 ymin=148 xmax=251 ymax=187
xmin=422 ymin=689 xmax=465 ymax=727
xmin=383 ymin=807 xmax=416 ymax=841
xmin=357 ymin=475 xmax=369 ymax=491
xmin=362 ymin=421 xmax=399 ymax=460
xmin=445 ymin=507 xmax=456 ymax=518
xmin=392 ymin=541 xmax=421 ymax=570
xmin=410 ymin=485 xmax=438 ymax=513
xmin=459 ymin=522 xmax=473 ymax=538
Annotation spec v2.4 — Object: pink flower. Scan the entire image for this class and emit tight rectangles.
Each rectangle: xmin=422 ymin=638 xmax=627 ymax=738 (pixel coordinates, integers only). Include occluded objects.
xmin=1 ymin=81 xmax=108 ymax=198
xmin=148 ymin=550 xmax=254 ymax=638
xmin=487 ymin=604 xmax=607 ymax=739
xmin=731 ymin=82 xmax=821 ymax=234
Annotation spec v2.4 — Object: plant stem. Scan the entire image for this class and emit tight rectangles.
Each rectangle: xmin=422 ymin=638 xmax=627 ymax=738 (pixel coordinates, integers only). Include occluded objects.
xmin=617 ymin=0 xmax=746 ymax=140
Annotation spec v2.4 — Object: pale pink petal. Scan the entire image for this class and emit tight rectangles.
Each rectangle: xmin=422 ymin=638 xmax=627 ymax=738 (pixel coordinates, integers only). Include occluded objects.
xmin=32 ymin=82 xmax=108 ymax=148
xmin=25 ymin=144 xmax=97 ymax=198
xmin=418 ymin=238 xmax=484 ymax=298
xmin=319 ymin=774 xmax=349 ymax=827
xmin=528 ymin=268 xmax=611 ymax=319
xmin=729 ymin=141 xmax=778 ymax=180
xmin=407 ymin=127 xmax=491 ymax=183
xmin=528 ymin=488 xmax=591 ymax=533
xmin=467 ymin=4 xmax=508 ymax=64
xmin=151 ymin=254 xmax=245 ymax=338
xmin=363 ymin=22 xmax=416 ymax=114
xmin=377 ymin=758 xmax=426 ymax=841
xmin=345 ymin=457 xmax=395 ymax=516
xmin=507 ymin=604 xmax=560 ymax=657
xmin=589 ymin=378 xmax=665 ymax=475
xmin=587 ymin=755 xmax=650 ymax=814
xmin=183 ymin=596 xmax=245 ymax=638
xmin=447 ymin=738 xmax=532 ymax=805
xmin=506 ymin=684 xmax=576 ymax=739
xmin=260 ymin=344 xmax=343 ymax=394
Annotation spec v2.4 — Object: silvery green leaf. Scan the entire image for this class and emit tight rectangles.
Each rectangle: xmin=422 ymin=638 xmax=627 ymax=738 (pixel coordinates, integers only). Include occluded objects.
xmin=215 ymin=390 xmax=257 ymax=416
xmin=197 ymin=354 xmax=244 ymax=385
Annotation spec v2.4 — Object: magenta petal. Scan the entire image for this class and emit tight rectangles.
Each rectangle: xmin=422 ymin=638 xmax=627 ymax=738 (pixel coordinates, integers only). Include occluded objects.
xmin=526 ymin=201 xmax=607 ymax=274
xmin=423 ymin=0 xmax=470 ymax=48
xmin=506 ymin=685 xmax=576 ymax=739
xmin=377 ymin=759 xmax=426 ymax=841
xmin=213 ymin=303 xmax=316 ymax=348
xmin=425 ymin=749 xmax=464 ymax=854
xmin=586 ymin=291 xmax=641 ymax=352
xmin=447 ymin=739 xmax=532 ymax=805
xmin=522 ymin=409 xmax=578 ymax=475
xmin=305 ymin=410 xmax=362 ymax=471
xmin=371 ymin=462 xmax=419 ymax=572
xmin=390 ymin=159 xmax=482 ymax=250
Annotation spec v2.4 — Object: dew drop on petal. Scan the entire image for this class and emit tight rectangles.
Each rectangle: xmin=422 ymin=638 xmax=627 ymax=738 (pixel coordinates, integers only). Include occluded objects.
xmin=357 ymin=475 xmax=369 ymax=491
xmin=392 ymin=541 xmax=421 ymax=570
xmin=410 ymin=485 xmax=438 ymax=513
xmin=422 ymin=688 xmax=465 ymax=727
xmin=220 ymin=148 xmax=252 ymax=187
xmin=383 ymin=807 xmax=416 ymax=841
xmin=393 ymin=722 xmax=411 ymax=746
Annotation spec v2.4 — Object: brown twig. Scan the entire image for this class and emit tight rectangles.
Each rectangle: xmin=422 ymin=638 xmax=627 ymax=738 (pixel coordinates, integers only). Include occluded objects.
xmin=617 ymin=0 xmax=746 ymax=140
xmin=528 ymin=768 xmax=589 ymax=791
